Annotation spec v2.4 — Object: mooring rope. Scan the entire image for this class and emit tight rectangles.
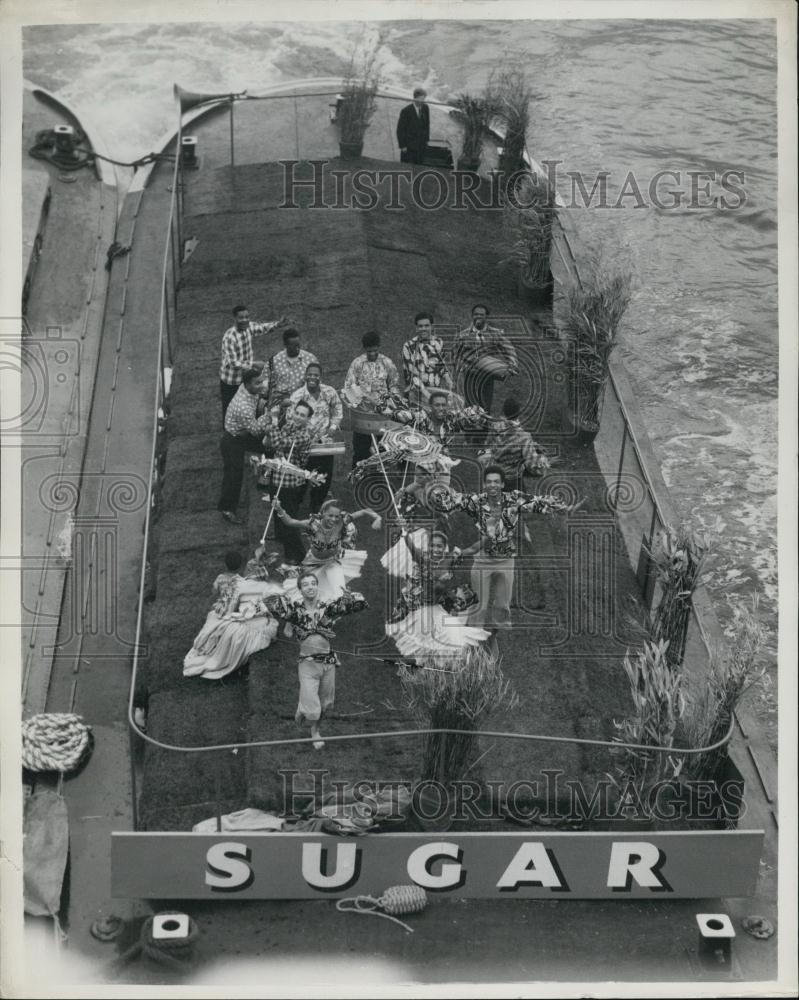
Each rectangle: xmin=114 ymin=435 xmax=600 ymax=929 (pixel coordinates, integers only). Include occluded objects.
xmin=21 ymin=713 xmax=93 ymax=772
xmin=336 ymin=884 xmax=428 ymax=933
xmin=107 ymin=914 xmax=200 ymax=976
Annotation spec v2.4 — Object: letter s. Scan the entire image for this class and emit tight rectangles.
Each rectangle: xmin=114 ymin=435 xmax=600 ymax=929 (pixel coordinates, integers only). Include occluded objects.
xmin=205 ymin=842 xmax=254 ymax=893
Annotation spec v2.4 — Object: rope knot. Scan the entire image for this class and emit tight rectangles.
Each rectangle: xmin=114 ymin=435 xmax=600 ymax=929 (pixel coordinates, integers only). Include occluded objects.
xmin=336 ymin=884 xmax=427 ymax=933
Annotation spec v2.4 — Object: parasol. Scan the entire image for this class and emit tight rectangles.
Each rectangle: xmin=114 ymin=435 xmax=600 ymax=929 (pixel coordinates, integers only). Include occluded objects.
xmin=379 ymin=427 xmax=443 ymax=466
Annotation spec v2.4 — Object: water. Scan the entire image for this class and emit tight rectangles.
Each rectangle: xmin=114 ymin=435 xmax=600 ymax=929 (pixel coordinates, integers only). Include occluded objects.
xmin=22 ymin=19 xmax=779 ymax=714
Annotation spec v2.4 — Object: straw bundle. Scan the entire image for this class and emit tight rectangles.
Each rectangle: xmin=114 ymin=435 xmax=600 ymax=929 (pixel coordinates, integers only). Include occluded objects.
xmin=399 ymin=645 xmax=518 ymax=785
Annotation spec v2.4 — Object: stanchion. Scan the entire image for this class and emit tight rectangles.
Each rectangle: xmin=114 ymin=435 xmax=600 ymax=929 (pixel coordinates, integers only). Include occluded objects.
xmin=259 ymin=441 xmax=296 ymax=545
xmin=370 ymin=433 xmax=403 ymax=522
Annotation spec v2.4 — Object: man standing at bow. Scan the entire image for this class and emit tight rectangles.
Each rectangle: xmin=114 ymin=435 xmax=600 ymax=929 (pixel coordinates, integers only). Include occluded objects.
xmin=288 ymin=362 xmax=344 ymax=512
xmin=219 ymin=304 xmax=286 ymax=421
xmin=453 ymin=304 xmax=518 ymax=415
xmin=396 ymin=87 xmax=430 ymax=165
xmin=434 ymin=465 xmax=584 ymax=627
xmin=401 ymin=311 xmax=453 ymax=407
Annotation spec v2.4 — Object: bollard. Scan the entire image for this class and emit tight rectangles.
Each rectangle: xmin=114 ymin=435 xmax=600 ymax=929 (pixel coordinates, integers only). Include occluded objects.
xmin=696 ymin=912 xmax=735 ymax=968
xmin=180 ymin=136 xmax=198 ymax=168
xmin=152 ymin=912 xmax=191 ymax=940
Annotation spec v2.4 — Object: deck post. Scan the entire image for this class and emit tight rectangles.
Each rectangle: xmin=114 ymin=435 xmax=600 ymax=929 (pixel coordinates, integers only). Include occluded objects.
xmin=214 ymin=754 xmax=223 ymax=833
xmin=169 ymin=209 xmax=179 ymax=305
xmin=614 ymin=423 xmax=628 ymax=509
xmin=129 ymin=722 xmax=139 ymax=831
xmin=229 ymin=98 xmax=235 ymax=170
xmin=163 ymin=281 xmax=174 ymax=368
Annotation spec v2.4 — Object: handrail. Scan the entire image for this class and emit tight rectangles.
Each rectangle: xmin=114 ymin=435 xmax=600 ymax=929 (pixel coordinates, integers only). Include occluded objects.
xmin=126 ymin=105 xmax=180 ymax=793
xmin=128 ymin=715 xmax=734 ymax=758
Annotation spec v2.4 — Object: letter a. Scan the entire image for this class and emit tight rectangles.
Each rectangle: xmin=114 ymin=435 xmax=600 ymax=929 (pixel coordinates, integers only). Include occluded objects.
xmin=496 ymin=843 xmax=567 ymax=891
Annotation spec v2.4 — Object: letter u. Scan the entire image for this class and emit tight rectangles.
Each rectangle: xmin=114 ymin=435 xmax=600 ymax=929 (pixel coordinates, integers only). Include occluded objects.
xmin=301 ymin=842 xmax=362 ymax=892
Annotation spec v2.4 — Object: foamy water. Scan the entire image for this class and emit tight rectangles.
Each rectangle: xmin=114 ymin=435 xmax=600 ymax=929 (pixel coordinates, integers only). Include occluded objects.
xmin=22 ymin=19 xmax=779 ymax=676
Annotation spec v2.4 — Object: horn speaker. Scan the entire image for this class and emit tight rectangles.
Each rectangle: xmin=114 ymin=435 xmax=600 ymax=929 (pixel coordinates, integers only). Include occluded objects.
xmin=173 ymin=84 xmax=246 ymax=113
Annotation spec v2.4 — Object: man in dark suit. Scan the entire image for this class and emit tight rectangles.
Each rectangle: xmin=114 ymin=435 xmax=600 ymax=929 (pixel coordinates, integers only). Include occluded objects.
xmin=396 ymin=87 xmax=430 ymax=164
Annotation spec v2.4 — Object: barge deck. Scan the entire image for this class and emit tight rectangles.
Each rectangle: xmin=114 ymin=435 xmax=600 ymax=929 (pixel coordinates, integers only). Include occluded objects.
xmin=19 ymin=81 xmax=779 ymax=984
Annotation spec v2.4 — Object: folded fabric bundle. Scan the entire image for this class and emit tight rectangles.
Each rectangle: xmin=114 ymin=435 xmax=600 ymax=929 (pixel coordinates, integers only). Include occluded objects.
xmin=192 ymin=808 xmax=285 ymax=833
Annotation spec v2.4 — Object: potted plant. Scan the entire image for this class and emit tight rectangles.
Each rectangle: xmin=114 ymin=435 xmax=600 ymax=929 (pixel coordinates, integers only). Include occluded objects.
xmin=500 ymin=172 xmax=555 ymax=306
xmin=490 ymin=66 xmax=537 ymax=180
xmin=564 ymin=264 xmax=631 ymax=444
xmin=337 ymin=49 xmax=380 ymax=161
xmin=609 ymin=639 xmax=685 ymax=829
xmin=682 ymin=595 xmax=765 ymax=802
xmin=647 ymin=524 xmax=709 ymax=671
xmin=449 ymin=91 xmax=499 ymax=173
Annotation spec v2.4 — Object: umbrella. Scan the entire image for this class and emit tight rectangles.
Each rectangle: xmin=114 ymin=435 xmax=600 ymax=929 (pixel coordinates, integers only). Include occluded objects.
xmin=379 ymin=427 xmax=443 ymax=466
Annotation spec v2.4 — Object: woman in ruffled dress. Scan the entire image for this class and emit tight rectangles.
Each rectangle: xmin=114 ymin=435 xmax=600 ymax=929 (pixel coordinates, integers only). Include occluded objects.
xmin=183 ymin=550 xmax=282 ymax=681
xmin=270 ymin=497 xmax=381 ymax=602
xmin=382 ymin=527 xmax=489 ymax=662
xmin=266 ymin=571 xmax=368 ymax=749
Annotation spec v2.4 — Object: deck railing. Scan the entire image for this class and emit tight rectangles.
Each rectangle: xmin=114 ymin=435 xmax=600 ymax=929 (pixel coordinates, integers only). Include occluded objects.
xmin=125 ymin=94 xmax=730 ymax=832
xmin=553 ymin=209 xmax=720 ymax=692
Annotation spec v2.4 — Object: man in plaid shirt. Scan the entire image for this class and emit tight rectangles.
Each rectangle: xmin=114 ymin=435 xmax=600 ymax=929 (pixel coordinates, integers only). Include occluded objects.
xmin=219 ymin=304 xmax=286 ymax=420
xmin=261 ymin=400 xmax=315 ymax=563
xmin=218 ymin=365 xmax=272 ymax=524
xmin=401 ymin=311 xmax=453 ymax=406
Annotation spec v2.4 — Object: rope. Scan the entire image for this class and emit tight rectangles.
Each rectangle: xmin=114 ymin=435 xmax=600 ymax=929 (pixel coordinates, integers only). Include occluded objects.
xmin=28 ymin=128 xmax=173 ymax=172
xmin=336 ymin=884 xmax=427 ymax=933
xmin=21 ymin=713 xmax=93 ymax=772
xmin=108 ymin=914 xmax=200 ymax=976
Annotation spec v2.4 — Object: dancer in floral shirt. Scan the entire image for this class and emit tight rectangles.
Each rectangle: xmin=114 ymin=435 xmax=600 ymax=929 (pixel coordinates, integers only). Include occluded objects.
xmin=270 ymin=497 xmax=381 ymax=601
xmin=382 ymin=527 xmax=486 ymax=662
xmin=266 ymin=573 xmax=368 ymax=749
xmin=184 ymin=550 xmax=281 ymax=681
xmin=434 ymin=465 xmax=585 ymax=627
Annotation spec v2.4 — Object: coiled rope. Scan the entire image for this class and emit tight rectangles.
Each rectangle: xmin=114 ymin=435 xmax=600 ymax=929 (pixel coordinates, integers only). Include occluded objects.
xmin=336 ymin=885 xmax=427 ymax=933
xmin=21 ymin=713 xmax=93 ymax=772
xmin=108 ymin=914 xmax=200 ymax=975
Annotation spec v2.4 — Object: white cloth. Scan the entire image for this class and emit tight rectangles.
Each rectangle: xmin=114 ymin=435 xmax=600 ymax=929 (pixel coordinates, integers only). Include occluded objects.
xmin=386 ymin=604 xmax=489 ymax=659
xmin=193 ymin=808 xmax=285 ymax=833
xmin=381 ymin=529 xmax=428 ymax=579
xmin=283 ymin=549 xmax=367 ymax=603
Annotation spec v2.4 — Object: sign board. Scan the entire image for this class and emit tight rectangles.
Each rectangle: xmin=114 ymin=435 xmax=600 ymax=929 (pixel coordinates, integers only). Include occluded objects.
xmin=111 ymin=830 xmax=763 ymax=900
